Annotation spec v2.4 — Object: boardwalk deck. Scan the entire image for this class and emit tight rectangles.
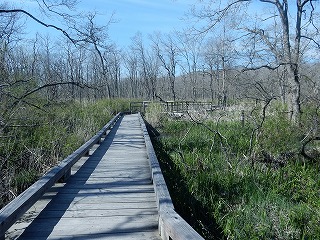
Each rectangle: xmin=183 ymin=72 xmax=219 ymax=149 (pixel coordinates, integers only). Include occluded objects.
xmin=7 ymin=114 xmax=160 ymax=240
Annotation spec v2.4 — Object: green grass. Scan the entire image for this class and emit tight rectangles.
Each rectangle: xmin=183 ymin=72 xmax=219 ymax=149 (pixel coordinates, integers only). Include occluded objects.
xmin=151 ymin=104 xmax=320 ymax=239
xmin=0 ymin=98 xmax=130 ymax=208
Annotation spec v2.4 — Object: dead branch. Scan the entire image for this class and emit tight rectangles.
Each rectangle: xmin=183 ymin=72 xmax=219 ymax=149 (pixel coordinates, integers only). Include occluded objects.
xmin=2 ymin=81 xmax=90 ymax=116
xmin=0 ymin=9 xmax=84 ymax=44
xmin=186 ymin=111 xmax=227 ymax=143
xmin=186 ymin=111 xmax=233 ymax=168
xmin=241 ymin=62 xmax=294 ymax=72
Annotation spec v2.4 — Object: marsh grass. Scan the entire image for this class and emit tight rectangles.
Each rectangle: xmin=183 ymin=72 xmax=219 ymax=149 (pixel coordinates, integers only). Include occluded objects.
xmin=151 ymin=102 xmax=320 ymax=239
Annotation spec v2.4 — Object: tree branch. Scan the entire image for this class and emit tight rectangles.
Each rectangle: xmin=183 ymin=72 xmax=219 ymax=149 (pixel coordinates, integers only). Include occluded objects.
xmin=241 ymin=62 xmax=292 ymax=71
xmin=21 ymin=81 xmax=86 ymax=100
xmin=301 ymin=35 xmax=320 ymax=48
xmin=248 ymin=97 xmax=275 ymax=156
xmin=7 ymin=81 xmax=88 ymax=111
xmin=2 ymin=91 xmax=49 ymax=114
xmin=0 ymin=9 xmax=78 ymax=43
xmin=191 ymin=0 xmax=250 ymax=34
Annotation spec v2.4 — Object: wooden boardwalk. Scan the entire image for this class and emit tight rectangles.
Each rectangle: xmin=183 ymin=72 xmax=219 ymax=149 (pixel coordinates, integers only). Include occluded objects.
xmin=7 ymin=114 xmax=160 ymax=239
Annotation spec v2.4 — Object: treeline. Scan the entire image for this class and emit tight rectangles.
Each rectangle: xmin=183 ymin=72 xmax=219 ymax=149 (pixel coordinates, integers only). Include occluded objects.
xmin=1 ymin=1 xmax=320 ymax=112
xmin=1 ymin=31 xmax=319 ymax=106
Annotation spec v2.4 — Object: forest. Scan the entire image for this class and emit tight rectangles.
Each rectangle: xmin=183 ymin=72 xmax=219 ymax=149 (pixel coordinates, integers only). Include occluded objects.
xmin=1 ymin=0 xmax=320 ymax=239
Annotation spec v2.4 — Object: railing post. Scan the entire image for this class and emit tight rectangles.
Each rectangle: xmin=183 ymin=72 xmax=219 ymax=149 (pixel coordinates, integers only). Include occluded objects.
xmin=58 ymin=168 xmax=71 ymax=183
xmin=241 ymin=110 xmax=245 ymax=128
xmin=143 ymin=101 xmax=146 ymax=113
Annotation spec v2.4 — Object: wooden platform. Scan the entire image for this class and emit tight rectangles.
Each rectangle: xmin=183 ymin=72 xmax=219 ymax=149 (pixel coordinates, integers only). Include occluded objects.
xmin=7 ymin=114 xmax=160 ymax=239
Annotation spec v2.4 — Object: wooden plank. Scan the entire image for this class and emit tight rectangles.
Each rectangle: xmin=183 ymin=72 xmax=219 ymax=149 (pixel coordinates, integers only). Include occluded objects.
xmin=21 ymin=208 xmax=158 ymax=219
xmin=13 ymin=216 xmax=159 ymax=239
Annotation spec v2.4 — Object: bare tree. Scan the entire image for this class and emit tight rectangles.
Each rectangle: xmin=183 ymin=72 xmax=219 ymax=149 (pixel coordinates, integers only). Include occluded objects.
xmin=71 ymin=13 xmax=117 ymax=98
xmin=176 ymin=33 xmax=203 ymax=100
xmin=131 ymin=32 xmax=160 ymax=100
xmin=152 ymin=32 xmax=179 ymax=101
xmin=192 ymin=0 xmax=320 ymax=123
xmin=123 ymin=48 xmax=140 ymax=98
xmin=202 ymin=28 xmax=235 ymax=106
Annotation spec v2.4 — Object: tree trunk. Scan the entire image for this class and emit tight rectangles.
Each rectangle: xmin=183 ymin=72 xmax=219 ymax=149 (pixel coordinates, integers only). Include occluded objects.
xmin=277 ymin=0 xmax=301 ymax=123
xmin=287 ymin=66 xmax=301 ymax=122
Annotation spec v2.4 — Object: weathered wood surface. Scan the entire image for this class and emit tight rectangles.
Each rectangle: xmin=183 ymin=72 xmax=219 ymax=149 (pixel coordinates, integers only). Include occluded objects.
xmin=6 ymin=114 xmax=160 ymax=240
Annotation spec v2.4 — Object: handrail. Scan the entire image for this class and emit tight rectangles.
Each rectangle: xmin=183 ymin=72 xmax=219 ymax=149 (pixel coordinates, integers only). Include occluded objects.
xmin=0 ymin=112 xmax=122 ymax=238
xmin=139 ymin=113 xmax=204 ymax=240
xmin=130 ymin=101 xmax=151 ymax=113
xmin=131 ymin=100 xmax=220 ymax=114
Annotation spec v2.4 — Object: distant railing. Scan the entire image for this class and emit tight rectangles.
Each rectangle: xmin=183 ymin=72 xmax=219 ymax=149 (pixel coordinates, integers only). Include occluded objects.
xmin=130 ymin=101 xmax=151 ymax=113
xmin=139 ymin=113 xmax=204 ymax=240
xmin=0 ymin=113 xmax=123 ymax=239
xmin=164 ymin=101 xmax=220 ymax=113
xmin=130 ymin=100 xmax=220 ymax=114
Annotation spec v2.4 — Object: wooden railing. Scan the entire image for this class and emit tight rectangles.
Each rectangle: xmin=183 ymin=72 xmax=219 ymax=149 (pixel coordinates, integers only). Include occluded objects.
xmin=139 ymin=113 xmax=204 ymax=240
xmin=164 ymin=101 xmax=220 ymax=113
xmin=130 ymin=100 xmax=220 ymax=114
xmin=130 ymin=101 xmax=151 ymax=113
xmin=0 ymin=113 xmax=122 ymax=239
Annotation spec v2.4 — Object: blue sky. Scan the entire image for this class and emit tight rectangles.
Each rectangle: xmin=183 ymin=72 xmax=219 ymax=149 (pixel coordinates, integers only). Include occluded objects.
xmin=10 ymin=0 xmax=195 ymax=48
xmin=79 ymin=0 xmax=195 ymax=47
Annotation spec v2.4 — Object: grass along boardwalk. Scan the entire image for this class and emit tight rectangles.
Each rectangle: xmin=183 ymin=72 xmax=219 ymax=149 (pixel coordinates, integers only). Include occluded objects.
xmin=7 ymin=114 xmax=160 ymax=239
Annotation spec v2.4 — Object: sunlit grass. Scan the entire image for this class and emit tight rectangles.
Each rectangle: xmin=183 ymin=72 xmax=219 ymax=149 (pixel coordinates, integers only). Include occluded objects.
xmin=153 ymin=104 xmax=320 ymax=239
